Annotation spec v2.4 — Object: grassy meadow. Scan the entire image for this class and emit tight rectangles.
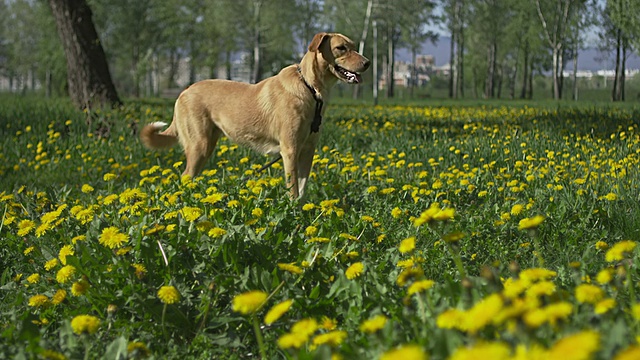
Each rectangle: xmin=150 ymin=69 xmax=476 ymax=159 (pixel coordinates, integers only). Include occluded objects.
xmin=1 ymin=95 xmax=640 ymax=359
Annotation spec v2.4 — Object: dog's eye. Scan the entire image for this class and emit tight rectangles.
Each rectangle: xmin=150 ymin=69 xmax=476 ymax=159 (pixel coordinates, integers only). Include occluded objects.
xmin=336 ymin=45 xmax=347 ymax=51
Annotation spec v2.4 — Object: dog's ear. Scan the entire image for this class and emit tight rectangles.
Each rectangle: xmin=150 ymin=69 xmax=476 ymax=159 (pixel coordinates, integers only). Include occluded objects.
xmin=308 ymin=32 xmax=329 ymax=52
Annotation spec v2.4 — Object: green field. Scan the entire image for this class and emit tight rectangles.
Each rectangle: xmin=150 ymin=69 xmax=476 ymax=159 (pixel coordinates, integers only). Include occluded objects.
xmin=1 ymin=95 xmax=640 ymax=359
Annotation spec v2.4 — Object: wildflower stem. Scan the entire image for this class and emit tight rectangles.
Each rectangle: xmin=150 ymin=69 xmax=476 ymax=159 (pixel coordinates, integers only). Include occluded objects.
xmin=445 ymin=242 xmax=467 ymax=280
xmin=531 ymin=232 xmax=545 ymax=267
xmin=252 ymin=314 xmax=267 ymax=359
xmin=161 ymin=303 xmax=167 ymax=339
xmin=625 ymin=262 xmax=637 ymax=304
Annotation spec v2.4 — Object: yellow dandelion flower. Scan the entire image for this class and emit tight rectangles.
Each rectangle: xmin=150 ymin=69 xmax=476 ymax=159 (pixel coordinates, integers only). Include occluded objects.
xmin=524 ymin=302 xmax=573 ymax=328
xmin=23 ymin=246 xmax=35 ymax=255
xmin=17 ymin=219 xmax=36 ymax=236
xmin=397 ymin=259 xmax=415 ymax=268
xmin=71 ymin=280 xmax=90 ymax=296
xmin=631 ymin=303 xmax=640 ymax=321
xmin=449 ymin=342 xmax=510 ymax=360
xmin=525 ymin=281 xmax=556 ymax=298
xmin=72 ymin=235 xmax=86 ymax=244
xmin=605 ymin=240 xmax=636 ymax=262
xmin=28 ymin=294 xmax=49 ymax=308
xmin=596 ymin=268 xmax=613 ymax=285
xmin=397 ymin=267 xmax=424 ymax=286
xmin=345 ymin=262 xmax=364 ymax=280
xmin=103 ymin=173 xmax=117 ymax=181
xmin=320 ymin=316 xmax=338 ymax=331
xmin=575 ymin=284 xmax=604 ymax=304
xmin=157 ymin=285 xmax=180 ymax=304
xmin=51 ymin=289 xmax=67 ymax=305
xmin=58 ymin=245 xmax=74 ymax=265
xmin=208 ymin=227 xmax=227 ymax=238
xmin=462 ymin=294 xmax=503 ymax=334
xmin=251 ymin=207 xmax=263 ymax=217
xmin=277 ymin=263 xmax=303 ymax=275
xmin=201 ymin=192 xmax=225 ymax=204
xmin=81 ymin=184 xmax=94 ymax=193
xmin=302 ymin=203 xmax=315 ymax=211
xmin=595 ymin=241 xmax=609 ymax=250
xmin=380 ymin=344 xmax=428 ymax=360
xmin=277 ymin=332 xmax=307 ymax=349
xmin=391 ymin=207 xmax=403 ymax=219
xmin=519 ymin=268 xmax=557 ymax=282
xmin=408 ymin=279 xmax=435 ymax=295
xmin=518 ymin=215 xmax=545 ymax=230
xmin=127 ymin=342 xmax=150 ymax=357
xmin=615 ymin=345 xmax=640 ymax=360
xmin=437 ymin=308 xmax=464 ymax=329
xmin=26 ymin=273 xmax=40 ymax=284
xmin=180 ymin=206 xmax=203 ymax=222
xmin=45 ymin=258 xmax=59 ymax=271
xmin=56 ymin=265 xmax=76 ymax=284
xmin=547 ymin=330 xmax=600 ymax=360
xmin=359 ymin=314 xmax=388 ymax=333
xmin=264 ymin=299 xmax=293 ymax=325
xmin=41 ymin=349 xmax=67 ymax=360
xmin=399 ymin=237 xmax=416 ymax=254
xmin=70 ymin=315 xmax=100 ymax=335
xmin=312 ymin=330 xmax=347 ymax=347
xmin=132 ymin=264 xmax=147 ymax=279
xmin=443 ymin=231 xmax=465 ymax=243
xmin=511 ymin=204 xmax=524 ymax=216
xmin=594 ymin=298 xmax=616 ymax=315
xmin=291 ymin=318 xmax=318 ymax=337
xmin=361 ymin=215 xmax=375 ymax=222
xmin=98 ymin=227 xmax=128 ymax=249
xmin=232 ymin=290 xmax=267 ymax=315
xmin=307 ymin=236 xmax=330 ymax=243
xmin=305 ymin=225 xmax=318 ymax=237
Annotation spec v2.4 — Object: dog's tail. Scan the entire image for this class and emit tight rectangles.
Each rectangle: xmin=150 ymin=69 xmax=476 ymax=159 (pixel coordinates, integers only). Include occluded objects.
xmin=140 ymin=121 xmax=179 ymax=149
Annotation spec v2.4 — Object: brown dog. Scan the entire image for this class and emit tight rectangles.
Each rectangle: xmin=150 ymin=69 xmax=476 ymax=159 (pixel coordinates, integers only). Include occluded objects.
xmin=140 ymin=32 xmax=369 ymax=199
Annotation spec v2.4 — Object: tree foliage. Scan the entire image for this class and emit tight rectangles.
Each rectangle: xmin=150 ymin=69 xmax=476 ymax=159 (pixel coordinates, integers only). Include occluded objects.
xmin=1 ymin=0 xmax=639 ymax=101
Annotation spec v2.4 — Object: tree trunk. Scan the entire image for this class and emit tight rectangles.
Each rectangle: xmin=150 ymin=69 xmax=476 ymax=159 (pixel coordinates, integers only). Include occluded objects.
xmin=449 ymin=26 xmax=457 ymax=98
xmin=457 ymin=0 xmax=465 ymax=98
xmin=485 ymin=41 xmax=496 ymax=98
xmin=572 ymin=43 xmax=578 ymax=101
xmin=386 ymin=26 xmax=395 ymax=99
xmin=552 ymin=48 xmax=560 ymax=100
xmin=226 ymin=50 xmax=232 ymax=80
xmin=612 ymin=28 xmax=621 ymax=101
xmin=251 ymin=0 xmax=263 ymax=84
xmin=618 ymin=41 xmax=626 ymax=101
xmin=353 ymin=0 xmax=373 ymax=99
xmin=48 ymin=0 xmax=121 ymax=109
xmin=520 ymin=42 xmax=529 ymax=99
xmin=410 ymin=48 xmax=417 ymax=98
xmin=528 ymin=61 xmax=533 ymax=99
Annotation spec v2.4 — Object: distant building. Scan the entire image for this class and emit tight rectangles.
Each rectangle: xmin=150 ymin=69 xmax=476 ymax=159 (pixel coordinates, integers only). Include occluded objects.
xmin=379 ymin=54 xmax=435 ymax=88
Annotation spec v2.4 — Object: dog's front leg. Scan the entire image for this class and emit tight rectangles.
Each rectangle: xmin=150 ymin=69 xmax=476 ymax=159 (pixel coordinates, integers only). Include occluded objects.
xmin=296 ymin=132 xmax=320 ymax=200
xmin=280 ymin=144 xmax=300 ymax=199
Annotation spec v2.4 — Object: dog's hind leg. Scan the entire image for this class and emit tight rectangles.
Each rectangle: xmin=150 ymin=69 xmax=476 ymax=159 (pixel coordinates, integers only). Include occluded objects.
xmin=182 ymin=128 xmax=222 ymax=178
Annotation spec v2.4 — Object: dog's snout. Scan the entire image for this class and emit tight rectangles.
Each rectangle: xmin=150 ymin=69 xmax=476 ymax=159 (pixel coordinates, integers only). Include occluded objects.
xmin=362 ymin=58 xmax=371 ymax=70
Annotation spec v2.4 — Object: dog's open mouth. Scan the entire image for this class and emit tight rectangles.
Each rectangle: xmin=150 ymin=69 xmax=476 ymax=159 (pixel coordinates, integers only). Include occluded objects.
xmin=334 ymin=65 xmax=362 ymax=84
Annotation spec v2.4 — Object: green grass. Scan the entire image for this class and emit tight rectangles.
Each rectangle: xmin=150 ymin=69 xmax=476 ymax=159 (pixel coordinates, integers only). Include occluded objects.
xmin=1 ymin=95 xmax=640 ymax=359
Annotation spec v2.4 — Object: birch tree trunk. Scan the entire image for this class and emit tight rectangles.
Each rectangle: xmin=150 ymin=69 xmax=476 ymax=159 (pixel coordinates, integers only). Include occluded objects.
xmin=352 ymin=0 xmax=373 ymax=99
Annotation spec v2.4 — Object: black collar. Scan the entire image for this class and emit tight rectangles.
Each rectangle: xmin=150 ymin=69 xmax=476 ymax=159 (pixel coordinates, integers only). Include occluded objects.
xmin=297 ymin=65 xmax=323 ymax=133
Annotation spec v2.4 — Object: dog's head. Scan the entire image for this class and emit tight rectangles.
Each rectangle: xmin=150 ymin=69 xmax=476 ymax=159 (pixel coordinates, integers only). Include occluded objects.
xmin=308 ymin=32 xmax=370 ymax=84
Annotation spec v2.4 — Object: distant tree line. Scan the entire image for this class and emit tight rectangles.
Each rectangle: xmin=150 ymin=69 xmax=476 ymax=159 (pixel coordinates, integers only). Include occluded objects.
xmin=0 ymin=0 xmax=639 ymax=108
